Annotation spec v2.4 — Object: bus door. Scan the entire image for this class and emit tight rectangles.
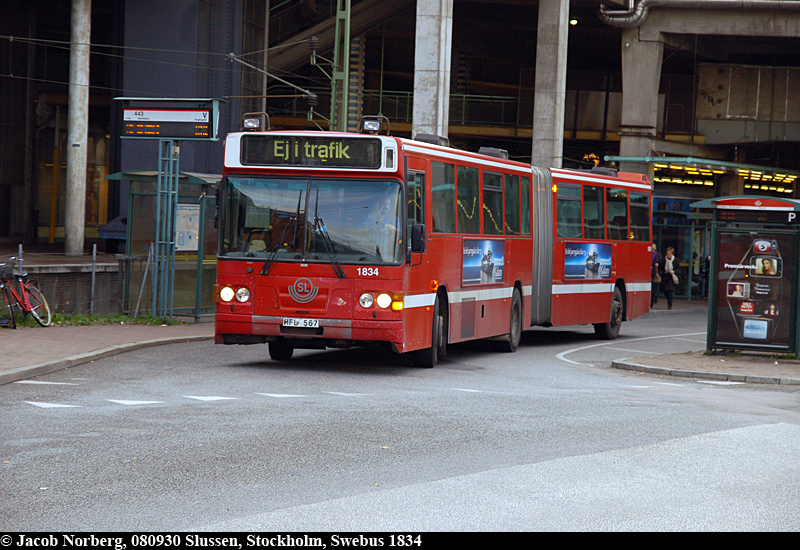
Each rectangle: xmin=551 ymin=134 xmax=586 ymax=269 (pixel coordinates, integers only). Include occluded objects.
xmin=404 ymin=156 xmax=433 ymax=350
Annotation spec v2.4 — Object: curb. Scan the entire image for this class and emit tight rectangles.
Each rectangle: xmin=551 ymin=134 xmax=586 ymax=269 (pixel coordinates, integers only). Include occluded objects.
xmin=0 ymin=335 xmax=213 ymax=386
xmin=610 ymin=360 xmax=800 ymax=386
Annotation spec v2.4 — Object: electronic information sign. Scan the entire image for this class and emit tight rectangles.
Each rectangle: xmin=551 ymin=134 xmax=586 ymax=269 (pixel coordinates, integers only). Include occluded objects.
xmin=123 ymin=109 xmax=211 ymax=139
xmin=116 ymin=98 xmax=220 ymax=141
xmin=240 ymin=135 xmax=382 ymax=168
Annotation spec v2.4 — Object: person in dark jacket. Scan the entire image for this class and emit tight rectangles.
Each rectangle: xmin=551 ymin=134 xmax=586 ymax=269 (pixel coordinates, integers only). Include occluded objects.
xmin=650 ymin=243 xmax=662 ymax=307
xmin=659 ymin=246 xmax=681 ymax=310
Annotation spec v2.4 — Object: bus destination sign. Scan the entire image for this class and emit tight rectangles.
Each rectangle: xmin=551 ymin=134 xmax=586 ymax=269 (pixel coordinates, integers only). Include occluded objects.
xmin=241 ymin=136 xmax=382 ymax=168
xmin=123 ymin=108 xmax=211 ymax=139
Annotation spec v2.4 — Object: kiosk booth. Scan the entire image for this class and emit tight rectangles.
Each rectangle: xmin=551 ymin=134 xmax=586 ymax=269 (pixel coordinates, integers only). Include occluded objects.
xmin=691 ymin=196 xmax=800 ymax=354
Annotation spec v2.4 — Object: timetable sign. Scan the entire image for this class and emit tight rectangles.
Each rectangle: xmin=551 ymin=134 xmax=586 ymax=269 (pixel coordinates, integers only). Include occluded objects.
xmin=122 ymin=108 xmax=211 ymax=139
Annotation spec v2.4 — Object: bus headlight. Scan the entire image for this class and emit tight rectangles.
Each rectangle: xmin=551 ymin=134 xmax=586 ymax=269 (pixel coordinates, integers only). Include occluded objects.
xmin=376 ymin=293 xmax=393 ymax=309
xmin=235 ymin=287 xmax=251 ymax=302
xmin=220 ymin=286 xmax=235 ymax=302
xmin=359 ymin=293 xmax=374 ymax=308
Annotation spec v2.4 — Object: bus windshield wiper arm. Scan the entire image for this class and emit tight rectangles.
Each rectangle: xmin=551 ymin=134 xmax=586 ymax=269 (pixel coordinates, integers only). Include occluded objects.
xmin=315 ymin=215 xmax=345 ymax=278
xmin=262 ymin=190 xmax=304 ymax=276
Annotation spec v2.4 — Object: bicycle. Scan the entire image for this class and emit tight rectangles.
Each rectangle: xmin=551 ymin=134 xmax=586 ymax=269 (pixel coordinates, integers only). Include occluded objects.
xmin=0 ymin=256 xmax=52 ymax=328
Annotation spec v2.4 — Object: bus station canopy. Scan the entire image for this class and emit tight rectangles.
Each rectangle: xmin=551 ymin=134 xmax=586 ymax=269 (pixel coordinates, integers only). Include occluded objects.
xmin=690 ymin=195 xmax=800 ymax=211
xmin=106 ymin=171 xmax=219 ymax=185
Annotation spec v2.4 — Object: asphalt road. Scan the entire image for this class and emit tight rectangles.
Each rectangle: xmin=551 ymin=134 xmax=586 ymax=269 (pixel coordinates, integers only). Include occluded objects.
xmin=2 ymin=309 xmax=799 ymax=531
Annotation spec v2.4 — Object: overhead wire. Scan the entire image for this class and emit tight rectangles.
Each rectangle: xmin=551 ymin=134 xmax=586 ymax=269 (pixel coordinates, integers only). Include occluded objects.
xmin=0 ymin=33 xmax=325 ymax=98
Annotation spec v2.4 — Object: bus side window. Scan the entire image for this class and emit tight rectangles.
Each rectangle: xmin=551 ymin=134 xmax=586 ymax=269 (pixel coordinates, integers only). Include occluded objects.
xmin=483 ymin=171 xmax=503 ymax=235
xmin=606 ymin=188 xmax=629 ymax=240
xmin=431 ymin=161 xmax=456 ymax=233
xmin=556 ymin=183 xmax=581 ymax=239
xmin=630 ymin=191 xmax=650 ymax=241
xmin=457 ymin=165 xmax=480 ymax=234
xmin=520 ymin=176 xmax=531 ymax=236
xmin=505 ymin=173 xmax=521 ymax=235
xmin=407 ymin=171 xmax=425 ymax=240
xmin=583 ymin=186 xmax=605 ymax=239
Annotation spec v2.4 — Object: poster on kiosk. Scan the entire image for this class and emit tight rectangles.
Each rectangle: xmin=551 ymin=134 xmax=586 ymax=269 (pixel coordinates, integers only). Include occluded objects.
xmin=713 ymin=230 xmax=797 ymax=351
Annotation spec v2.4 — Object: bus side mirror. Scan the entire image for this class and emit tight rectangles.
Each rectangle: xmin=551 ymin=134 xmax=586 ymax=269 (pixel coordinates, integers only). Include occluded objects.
xmin=410 ymin=224 xmax=426 ymax=253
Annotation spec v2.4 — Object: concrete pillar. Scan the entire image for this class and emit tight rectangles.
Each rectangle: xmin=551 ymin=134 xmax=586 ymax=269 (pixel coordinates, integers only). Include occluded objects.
xmin=65 ymin=0 xmax=91 ymax=256
xmin=619 ymin=27 xmax=663 ymax=181
xmin=412 ymin=0 xmax=453 ymax=139
xmin=531 ymin=0 xmax=569 ymax=169
xmin=717 ymin=172 xmax=744 ymax=196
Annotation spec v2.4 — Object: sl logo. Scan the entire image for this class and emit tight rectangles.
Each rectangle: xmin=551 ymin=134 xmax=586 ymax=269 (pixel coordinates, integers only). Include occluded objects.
xmin=288 ymin=278 xmax=318 ymax=304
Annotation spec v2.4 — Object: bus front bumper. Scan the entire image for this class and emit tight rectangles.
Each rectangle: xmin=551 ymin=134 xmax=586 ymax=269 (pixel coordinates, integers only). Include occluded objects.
xmin=215 ymin=313 xmax=404 ymax=348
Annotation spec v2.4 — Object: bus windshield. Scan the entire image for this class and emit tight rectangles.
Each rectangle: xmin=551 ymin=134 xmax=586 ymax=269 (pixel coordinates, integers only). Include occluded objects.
xmin=219 ymin=176 xmax=404 ymax=264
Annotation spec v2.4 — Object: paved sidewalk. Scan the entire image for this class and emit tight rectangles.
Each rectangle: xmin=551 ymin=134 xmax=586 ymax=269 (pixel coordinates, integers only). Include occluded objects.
xmin=614 ymin=298 xmax=800 ymax=386
xmin=0 ymin=298 xmax=798 ymax=386
xmin=0 ymin=321 xmax=213 ymax=386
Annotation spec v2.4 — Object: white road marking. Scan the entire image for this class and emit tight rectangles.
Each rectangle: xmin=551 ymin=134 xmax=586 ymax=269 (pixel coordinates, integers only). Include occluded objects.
xmin=24 ymin=402 xmax=79 ymax=408
xmin=556 ymin=332 xmax=706 ymax=365
xmin=183 ymin=396 xmax=238 ymax=402
xmin=696 ymin=380 xmax=744 ymax=386
xmin=106 ymin=400 xmax=164 ymax=406
xmin=450 ymin=388 xmax=483 ymax=393
xmin=15 ymin=380 xmax=79 ymax=385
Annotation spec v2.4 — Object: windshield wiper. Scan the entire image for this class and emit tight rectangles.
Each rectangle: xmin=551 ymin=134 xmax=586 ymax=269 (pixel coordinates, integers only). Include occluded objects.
xmin=314 ymin=215 xmax=345 ymax=278
xmin=261 ymin=190 xmax=303 ymax=276
xmin=313 ymin=192 xmax=345 ymax=278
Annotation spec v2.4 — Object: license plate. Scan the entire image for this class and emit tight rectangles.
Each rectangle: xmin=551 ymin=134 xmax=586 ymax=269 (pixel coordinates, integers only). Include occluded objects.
xmin=282 ymin=317 xmax=320 ymax=328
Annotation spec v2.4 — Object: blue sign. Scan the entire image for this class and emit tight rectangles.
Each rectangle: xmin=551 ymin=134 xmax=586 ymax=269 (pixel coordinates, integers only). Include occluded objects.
xmin=462 ymin=239 xmax=505 ymax=285
xmin=564 ymin=242 xmax=612 ymax=280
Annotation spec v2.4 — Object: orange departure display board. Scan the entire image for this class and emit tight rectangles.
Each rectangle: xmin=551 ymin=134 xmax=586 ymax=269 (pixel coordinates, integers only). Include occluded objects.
xmin=122 ymin=108 xmax=211 ymax=139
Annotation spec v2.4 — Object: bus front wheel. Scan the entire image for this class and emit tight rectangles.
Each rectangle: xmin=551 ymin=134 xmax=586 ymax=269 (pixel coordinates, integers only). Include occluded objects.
xmin=269 ymin=338 xmax=294 ymax=361
xmin=413 ymin=297 xmax=445 ymax=368
xmin=594 ymin=287 xmax=623 ymax=340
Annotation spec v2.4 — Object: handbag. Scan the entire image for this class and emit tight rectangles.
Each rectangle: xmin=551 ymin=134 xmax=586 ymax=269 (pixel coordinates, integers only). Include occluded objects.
xmin=672 ymin=273 xmax=679 ymax=285
xmin=653 ymin=272 xmax=662 ymax=284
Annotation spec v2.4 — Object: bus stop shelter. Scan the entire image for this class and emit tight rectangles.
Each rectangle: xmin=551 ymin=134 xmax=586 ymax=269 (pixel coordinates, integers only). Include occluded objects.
xmin=107 ymin=170 xmax=218 ymax=320
xmin=691 ymin=195 xmax=800 ymax=354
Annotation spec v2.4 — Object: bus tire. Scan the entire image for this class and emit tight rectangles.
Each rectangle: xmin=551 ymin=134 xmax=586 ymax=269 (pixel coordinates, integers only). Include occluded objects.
xmin=269 ymin=338 xmax=294 ymax=361
xmin=496 ymin=288 xmax=522 ymax=353
xmin=594 ymin=286 xmax=623 ymax=340
xmin=413 ymin=297 xmax=444 ymax=368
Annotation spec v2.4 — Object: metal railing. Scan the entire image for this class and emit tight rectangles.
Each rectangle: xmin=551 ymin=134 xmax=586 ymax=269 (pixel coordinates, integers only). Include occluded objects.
xmin=265 ymin=85 xmax=519 ymax=128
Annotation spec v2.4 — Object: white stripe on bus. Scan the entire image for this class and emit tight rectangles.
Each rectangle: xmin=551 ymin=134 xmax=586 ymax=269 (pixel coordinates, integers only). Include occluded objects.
xmin=552 ymin=283 xmax=615 ymax=294
xmin=406 ymin=282 xmax=649 ymax=308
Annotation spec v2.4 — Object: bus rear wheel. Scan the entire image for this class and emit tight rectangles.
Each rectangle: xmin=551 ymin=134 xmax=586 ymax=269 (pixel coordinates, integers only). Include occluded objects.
xmin=594 ymin=286 xmax=623 ymax=340
xmin=496 ymin=288 xmax=522 ymax=352
xmin=269 ymin=338 xmax=294 ymax=361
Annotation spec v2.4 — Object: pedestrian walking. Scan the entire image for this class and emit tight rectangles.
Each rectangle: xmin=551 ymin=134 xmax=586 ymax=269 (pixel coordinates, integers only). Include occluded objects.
xmin=659 ymin=246 xmax=681 ymax=310
xmin=650 ymin=243 xmax=662 ymax=307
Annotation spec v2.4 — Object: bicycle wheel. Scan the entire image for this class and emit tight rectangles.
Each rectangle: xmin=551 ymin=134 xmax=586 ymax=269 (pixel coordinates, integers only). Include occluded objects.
xmin=27 ymin=284 xmax=52 ymax=327
xmin=1 ymin=283 xmax=16 ymax=329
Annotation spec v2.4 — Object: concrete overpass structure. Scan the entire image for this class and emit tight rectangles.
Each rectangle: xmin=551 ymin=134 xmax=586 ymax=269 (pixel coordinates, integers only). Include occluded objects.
xmin=4 ymin=0 xmax=800 ymax=246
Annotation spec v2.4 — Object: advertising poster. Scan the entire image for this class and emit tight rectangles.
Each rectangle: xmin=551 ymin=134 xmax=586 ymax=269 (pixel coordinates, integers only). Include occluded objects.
xmin=462 ymin=239 xmax=505 ymax=285
xmin=713 ymin=231 xmax=796 ymax=350
xmin=564 ymin=242 xmax=612 ymax=280
xmin=175 ymin=204 xmax=200 ymax=252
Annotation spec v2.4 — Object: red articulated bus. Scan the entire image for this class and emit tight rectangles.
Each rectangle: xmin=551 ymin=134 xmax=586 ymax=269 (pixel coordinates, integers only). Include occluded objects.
xmin=214 ymin=119 xmax=652 ymax=366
